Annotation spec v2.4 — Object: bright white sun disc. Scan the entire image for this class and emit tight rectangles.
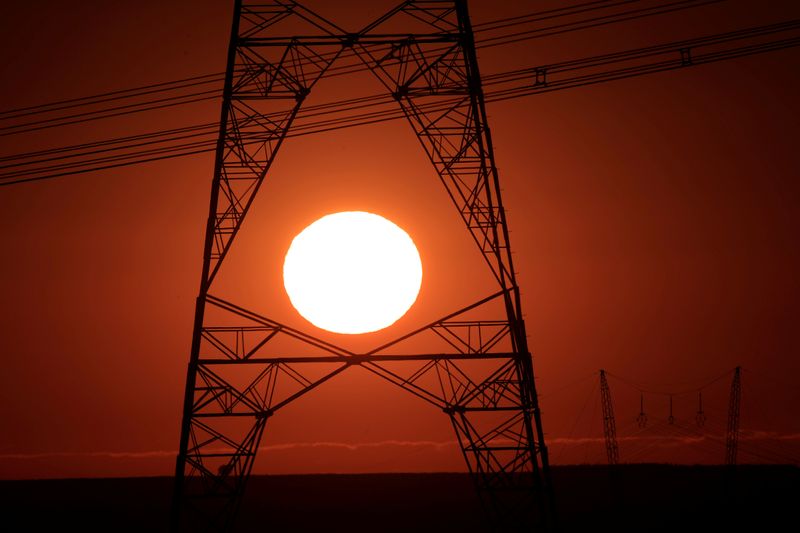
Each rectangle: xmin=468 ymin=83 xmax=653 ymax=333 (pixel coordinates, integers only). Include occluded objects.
xmin=283 ymin=211 xmax=423 ymax=334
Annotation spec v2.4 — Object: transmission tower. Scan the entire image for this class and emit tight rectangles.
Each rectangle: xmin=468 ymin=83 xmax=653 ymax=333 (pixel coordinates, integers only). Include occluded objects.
xmin=599 ymin=370 xmax=619 ymax=465
xmin=171 ymin=1 xmax=554 ymax=531
xmin=695 ymin=391 xmax=706 ymax=427
xmin=636 ymin=392 xmax=647 ymax=428
xmin=725 ymin=366 xmax=742 ymax=465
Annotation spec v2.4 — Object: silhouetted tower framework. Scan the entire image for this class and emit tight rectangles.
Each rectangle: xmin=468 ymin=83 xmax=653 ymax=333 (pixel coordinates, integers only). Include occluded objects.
xmin=171 ymin=1 xmax=554 ymax=531
xmin=725 ymin=366 xmax=742 ymax=465
xmin=599 ymin=370 xmax=619 ymax=465
xmin=695 ymin=391 xmax=706 ymax=427
xmin=636 ymin=392 xmax=647 ymax=428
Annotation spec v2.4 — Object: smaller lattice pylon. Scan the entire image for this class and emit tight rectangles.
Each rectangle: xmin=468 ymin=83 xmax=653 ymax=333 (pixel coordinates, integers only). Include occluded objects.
xmin=599 ymin=370 xmax=619 ymax=465
xmin=636 ymin=392 xmax=647 ymax=428
xmin=725 ymin=366 xmax=742 ymax=465
xmin=695 ymin=391 xmax=706 ymax=427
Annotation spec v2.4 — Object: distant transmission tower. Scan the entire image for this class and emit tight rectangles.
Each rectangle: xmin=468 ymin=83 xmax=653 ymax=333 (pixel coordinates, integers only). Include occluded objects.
xmin=725 ymin=366 xmax=742 ymax=465
xmin=171 ymin=1 xmax=554 ymax=531
xmin=599 ymin=370 xmax=619 ymax=465
xmin=636 ymin=392 xmax=647 ymax=428
xmin=695 ymin=391 xmax=706 ymax=427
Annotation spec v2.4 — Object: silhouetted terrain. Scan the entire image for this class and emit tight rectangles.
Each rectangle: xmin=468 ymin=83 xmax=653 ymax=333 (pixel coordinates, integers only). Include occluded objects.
xmin=1 ymin=465 xmax=797 ymax=532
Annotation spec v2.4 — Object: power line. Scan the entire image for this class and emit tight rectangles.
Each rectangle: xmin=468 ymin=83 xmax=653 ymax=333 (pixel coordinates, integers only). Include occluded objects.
xmin=2 ymin=16 xmax=798 ymax=186
xmin=0 ymin=71 xmax=226 ymax=119
xmin=478 ymin=0 xmax=726 ymax=49
xmin=0 ymin=122 xmax=218 ymax=164
xmin=605 ymin=368 xmax=735 ymax=396
xmin=473 ymin=0 xmax=639 ymax=33
xmin=0 ymin=0 xmax=717 ymax=129
xmin=0 ymin=91 xmax=219 ymax=138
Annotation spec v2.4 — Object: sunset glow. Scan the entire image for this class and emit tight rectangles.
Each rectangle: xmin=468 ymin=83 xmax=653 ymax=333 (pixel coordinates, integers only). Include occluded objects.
xmin=283 ymin=211 xmax=423 ymax=334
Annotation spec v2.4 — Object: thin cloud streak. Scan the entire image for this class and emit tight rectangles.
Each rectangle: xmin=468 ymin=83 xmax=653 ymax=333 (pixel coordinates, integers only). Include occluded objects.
xmin=2 ymin=432 xmax=798 ymax=461
xmin=258 ymin=439 xmax=458 ymax=452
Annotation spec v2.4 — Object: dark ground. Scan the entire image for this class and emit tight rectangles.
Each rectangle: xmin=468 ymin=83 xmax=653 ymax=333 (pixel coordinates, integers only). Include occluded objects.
xmin=1 ymin=465 xmax=797 ymax=532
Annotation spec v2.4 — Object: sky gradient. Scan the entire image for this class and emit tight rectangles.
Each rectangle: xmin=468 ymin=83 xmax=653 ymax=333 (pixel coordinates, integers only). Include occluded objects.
xmin=1 ymin=0 xmax=799 ymax=478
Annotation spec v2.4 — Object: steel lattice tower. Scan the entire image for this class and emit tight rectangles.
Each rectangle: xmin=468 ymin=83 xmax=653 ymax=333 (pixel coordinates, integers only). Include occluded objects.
xmin=725 ymin=366 xmax=742 ymax=465
xmin=172 ymin=1 xmax=553 ymax=530
xmin=599 ymin=369 xmax=619 ymax=465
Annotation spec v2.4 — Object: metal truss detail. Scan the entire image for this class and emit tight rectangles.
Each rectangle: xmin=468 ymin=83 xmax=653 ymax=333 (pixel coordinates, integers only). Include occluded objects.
xmin=173 ymin=1 xmax=553 ymax=531
xmin=204 ymin=3 xmax=345 ymax=285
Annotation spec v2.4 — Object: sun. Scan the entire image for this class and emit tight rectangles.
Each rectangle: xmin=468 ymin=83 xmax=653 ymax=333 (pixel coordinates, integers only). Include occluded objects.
xmin=283 ymin=211 xmax=423 ymax=334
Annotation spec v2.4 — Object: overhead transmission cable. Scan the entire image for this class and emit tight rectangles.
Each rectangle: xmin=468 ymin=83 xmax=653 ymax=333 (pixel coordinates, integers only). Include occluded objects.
xmin=0 ymin=1 xmax=664 ymax=119
xmin=4 ymin=15 xmax=799 ymax=185
xmin=0 ymin=0 xmax=720 ymax=133
xmin=604 ymin=368 xmax=736 ymax=396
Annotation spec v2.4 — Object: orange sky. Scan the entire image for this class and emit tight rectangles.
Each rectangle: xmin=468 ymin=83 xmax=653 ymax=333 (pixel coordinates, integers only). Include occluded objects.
xmin=1 ymin=0 xmax=799 ymax=479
